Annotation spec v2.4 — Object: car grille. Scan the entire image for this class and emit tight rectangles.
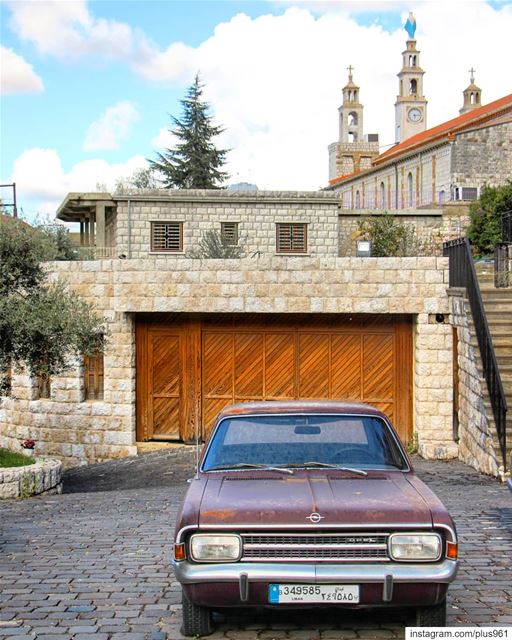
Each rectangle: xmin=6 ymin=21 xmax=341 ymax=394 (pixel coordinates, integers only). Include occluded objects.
xmin=240 ymin=533 xmax=390 ymax=562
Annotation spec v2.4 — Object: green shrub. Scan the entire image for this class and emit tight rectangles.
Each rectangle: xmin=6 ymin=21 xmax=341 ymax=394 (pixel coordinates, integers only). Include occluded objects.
xmin=467 ymin=182 xmax=512 ymax=256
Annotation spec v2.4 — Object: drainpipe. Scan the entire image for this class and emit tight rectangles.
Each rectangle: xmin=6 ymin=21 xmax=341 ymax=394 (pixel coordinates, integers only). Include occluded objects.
xmin=127 ymin=199 xmax=132 ymax=259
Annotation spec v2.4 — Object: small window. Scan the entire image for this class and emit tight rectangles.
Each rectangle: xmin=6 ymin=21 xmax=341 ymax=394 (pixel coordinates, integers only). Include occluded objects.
xmin=276 ymin=223 xmax=307 ymax=254
xmin=221 ymin=222 xmax=238 ymax=246
xmin=151 ymin=221 xmax=183 ymax=252
xmin=36 ymin=374 xmax=51 ymax=399
xmin=84 ymin=353 xmax=104 ymax=401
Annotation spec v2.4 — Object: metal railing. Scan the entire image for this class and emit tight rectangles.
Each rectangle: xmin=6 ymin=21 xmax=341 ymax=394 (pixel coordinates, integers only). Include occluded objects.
xmin=503 ymin=211 xmax=512 ymax=242
xmin=495 ymin=211 xmax=512 ymax=288
xmin=444 ymin=237 xmax=507 ymax=469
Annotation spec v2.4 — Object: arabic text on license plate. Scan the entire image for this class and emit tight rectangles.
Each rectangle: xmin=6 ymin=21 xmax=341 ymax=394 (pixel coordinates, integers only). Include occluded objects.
xmin=269 ymin=584 xmax=360 ymax=604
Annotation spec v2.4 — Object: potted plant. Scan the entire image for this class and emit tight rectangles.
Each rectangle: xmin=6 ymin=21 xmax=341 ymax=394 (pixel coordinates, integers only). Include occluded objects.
xmin=20 ymin=439 xmax=36 ymax=458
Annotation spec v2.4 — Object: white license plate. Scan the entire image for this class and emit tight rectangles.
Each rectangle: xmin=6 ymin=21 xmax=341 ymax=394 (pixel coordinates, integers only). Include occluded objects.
xmin=269 ymin=584 xmax=360 ymax=604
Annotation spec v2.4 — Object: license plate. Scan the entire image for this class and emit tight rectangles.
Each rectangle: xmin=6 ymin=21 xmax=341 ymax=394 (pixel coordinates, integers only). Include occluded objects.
xmin=269 ymin=584 xmax=360 ymax=604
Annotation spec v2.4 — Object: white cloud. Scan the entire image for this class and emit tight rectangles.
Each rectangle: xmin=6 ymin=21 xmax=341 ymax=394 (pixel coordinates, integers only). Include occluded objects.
xmin=0 ymin=45 xmax=44 ymax=94
xmin=6 ymin=0 xmax=151 ymax=62
xmin=11 ymin=148 xmax=148 ymax=215
xmin=83 ymin=102 xmax=139 ymax=151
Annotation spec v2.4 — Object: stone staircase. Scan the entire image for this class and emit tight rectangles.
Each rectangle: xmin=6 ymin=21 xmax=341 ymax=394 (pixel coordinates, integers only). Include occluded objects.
xmin=475 ymin=263 xmax=512 ymax=468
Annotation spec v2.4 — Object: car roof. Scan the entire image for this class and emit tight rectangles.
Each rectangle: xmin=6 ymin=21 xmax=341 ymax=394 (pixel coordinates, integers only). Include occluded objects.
xmin=216 ymin=400 xmax=387 ymax=420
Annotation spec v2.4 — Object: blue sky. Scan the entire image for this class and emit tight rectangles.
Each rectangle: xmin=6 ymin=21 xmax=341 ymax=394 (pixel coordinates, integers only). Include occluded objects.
xmin=1 ymin=0 xmax=511 ymax=220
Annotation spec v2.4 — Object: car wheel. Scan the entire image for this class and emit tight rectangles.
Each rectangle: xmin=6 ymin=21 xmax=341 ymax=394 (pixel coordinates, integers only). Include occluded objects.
xmin=415 ymin=598 xmax=447 ymax=626
xmin=181 ymin=590 xmax=214 ymax=637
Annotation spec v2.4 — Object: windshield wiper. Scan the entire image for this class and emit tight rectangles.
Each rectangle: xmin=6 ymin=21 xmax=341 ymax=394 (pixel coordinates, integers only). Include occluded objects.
xmin=207 ymin=463 xmax=294 ymax=475
xmin=284 ymin=462 xmax=368 ymax=476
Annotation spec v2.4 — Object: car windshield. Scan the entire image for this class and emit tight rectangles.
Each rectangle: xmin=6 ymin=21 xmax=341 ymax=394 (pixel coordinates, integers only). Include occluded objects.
xmin=202 ymin=414 xmax=408 ymax=472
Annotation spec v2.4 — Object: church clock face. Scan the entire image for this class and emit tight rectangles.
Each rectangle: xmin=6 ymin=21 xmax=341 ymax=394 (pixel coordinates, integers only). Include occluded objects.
xmin=408 ymin=107 xmax=422 ymax=123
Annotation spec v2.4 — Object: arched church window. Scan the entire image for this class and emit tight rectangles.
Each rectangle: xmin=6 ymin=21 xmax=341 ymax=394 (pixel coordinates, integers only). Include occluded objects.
xmin=379 ymin=182 xmax=385 ymax=209
xmin=348 ymin=132 xmax=358 ymax=143
xmin=407 ymin=172 xmax=413 ymax=207
xmin=355 ymin=190 xmax=361 ymax=209
xmin=409 ymin=79 xmax=417 ymax=95
xmin=348 ymin=112 xmax=358 ymax=127
xmin=409 ymin=55 xmax=417 ymax=67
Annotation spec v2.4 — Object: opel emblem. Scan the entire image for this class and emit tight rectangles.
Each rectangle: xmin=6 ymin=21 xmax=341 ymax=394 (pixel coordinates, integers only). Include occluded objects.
xmin=306 ymin=512 xmax=325 ymax=524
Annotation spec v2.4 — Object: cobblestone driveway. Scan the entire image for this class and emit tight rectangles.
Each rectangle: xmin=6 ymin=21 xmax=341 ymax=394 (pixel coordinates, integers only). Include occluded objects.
xmin=1 ymin=449 xmax=511 ymax=640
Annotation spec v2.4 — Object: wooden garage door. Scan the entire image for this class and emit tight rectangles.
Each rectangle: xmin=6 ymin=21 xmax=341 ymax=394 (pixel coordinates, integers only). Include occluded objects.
xmin=136 ymin=314 xmax=412 ymax=444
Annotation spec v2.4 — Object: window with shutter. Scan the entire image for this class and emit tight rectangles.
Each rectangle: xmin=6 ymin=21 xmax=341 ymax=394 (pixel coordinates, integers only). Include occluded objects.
xmin=276 ymin=223 xmax=307 ymax=254
xmin=151 ymin=222 xmax=183 ymax=252
xmin=221 ymin=222 xmax=238 ymax=246
xmin=84 ymin=353 xmax=104 ymax=401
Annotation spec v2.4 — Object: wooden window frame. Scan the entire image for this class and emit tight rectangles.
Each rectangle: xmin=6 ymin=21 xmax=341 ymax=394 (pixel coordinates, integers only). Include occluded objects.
xmin=151 ymin=221 xmax=183 ymax=253
xmin=220 ymin=222 xmax=239 ymax=246
xmin=276 ymin=223 xmax=308 ymax=254
xmin=83 ymin=353 xmax=104 ymax=401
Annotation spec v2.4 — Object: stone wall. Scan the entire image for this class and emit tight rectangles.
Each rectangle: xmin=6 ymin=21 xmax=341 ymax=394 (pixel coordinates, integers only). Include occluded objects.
xmin=0 ymin=257 xmax=457 ymax=466
xmin=451 ymin=121 xmax=512 ymax=188
xmin=338 ymin=207 xmax=470 ymax=257
xmin=448 ymin=289 xmax=500 ymax=476
xmin=0 ymin=458 xmax=63 ymax=499
xmin=112 ymin=190 xmax=340 ymax=260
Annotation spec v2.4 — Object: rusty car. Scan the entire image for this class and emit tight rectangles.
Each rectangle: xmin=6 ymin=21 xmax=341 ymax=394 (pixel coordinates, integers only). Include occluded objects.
xmin=172 ymin=401 xmax=459 ymax=636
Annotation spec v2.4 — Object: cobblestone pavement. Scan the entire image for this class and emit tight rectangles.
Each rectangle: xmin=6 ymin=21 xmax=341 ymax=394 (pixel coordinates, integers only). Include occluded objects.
xmin=1 ymin=449 xmax=511 ymax=640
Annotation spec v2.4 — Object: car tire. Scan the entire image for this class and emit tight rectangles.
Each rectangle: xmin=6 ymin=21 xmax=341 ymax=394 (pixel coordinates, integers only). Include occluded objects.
xmin=415 ymin=598 xmax=447 ymax=626
xmin=181 ymin=590 xmax=214 ymax=637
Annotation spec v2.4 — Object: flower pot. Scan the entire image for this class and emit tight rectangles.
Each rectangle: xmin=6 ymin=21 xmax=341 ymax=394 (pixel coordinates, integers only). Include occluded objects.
xmin=22 ymin=448 xmax=35 ymax=458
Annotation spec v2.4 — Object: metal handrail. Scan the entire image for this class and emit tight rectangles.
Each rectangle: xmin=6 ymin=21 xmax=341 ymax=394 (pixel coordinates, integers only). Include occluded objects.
xmin=443 ymin=237 xmax=507 ymax=469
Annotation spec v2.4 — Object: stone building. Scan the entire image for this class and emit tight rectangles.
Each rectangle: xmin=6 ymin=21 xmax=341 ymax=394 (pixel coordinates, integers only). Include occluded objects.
xmin=0 ymin=188 xmax=503 ymax=479
xmin=327 ymin=18 xmax=512 ymax=212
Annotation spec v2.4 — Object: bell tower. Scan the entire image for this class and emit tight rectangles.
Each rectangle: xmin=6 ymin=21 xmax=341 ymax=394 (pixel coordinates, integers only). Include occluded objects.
xmin=328 ymin=67 xmax=379 ymax=180
xmin=339 ymin=66 xmax=364 ymax=143
xmin=460 ymin=68 xmax=482 ymax=115
xmin=394 ymin=12 xmax=428 ymax=143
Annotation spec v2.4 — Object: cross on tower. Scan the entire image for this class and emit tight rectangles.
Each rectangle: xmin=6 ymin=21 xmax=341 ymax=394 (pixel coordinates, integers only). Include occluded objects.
xmin=469 ymin=67 xmax=476 ymax=83
xmin=347 ymin=65 xmax=354 ymax=81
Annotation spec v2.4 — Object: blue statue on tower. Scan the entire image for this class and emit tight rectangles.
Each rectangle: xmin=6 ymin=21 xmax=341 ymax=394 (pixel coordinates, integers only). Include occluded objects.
xmin=405 ymin=12 xmax=416 ymax=39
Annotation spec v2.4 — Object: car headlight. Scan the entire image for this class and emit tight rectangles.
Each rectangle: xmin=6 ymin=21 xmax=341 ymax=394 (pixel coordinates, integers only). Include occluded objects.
xmin=389 ymin=533 xmax=442 ymax=562
xmin=190 ymin=534 xmax=242 ymax=562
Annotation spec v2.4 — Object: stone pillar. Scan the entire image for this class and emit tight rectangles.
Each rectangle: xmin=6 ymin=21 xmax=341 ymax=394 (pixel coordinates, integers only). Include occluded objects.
xmin=414 ymin=313 xmax=458 ymax=459
xmin=96 ymin=203 xmax=106 ymax=248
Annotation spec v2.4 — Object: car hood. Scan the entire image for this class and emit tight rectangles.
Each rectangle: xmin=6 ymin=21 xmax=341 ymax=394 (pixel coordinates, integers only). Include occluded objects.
xmin=198 ymin=471 xmax=433 ymax=528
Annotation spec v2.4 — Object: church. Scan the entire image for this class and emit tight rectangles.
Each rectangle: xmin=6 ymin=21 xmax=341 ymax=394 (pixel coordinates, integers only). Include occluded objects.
xmin=327 ymin=13 xmax=512 ymax=211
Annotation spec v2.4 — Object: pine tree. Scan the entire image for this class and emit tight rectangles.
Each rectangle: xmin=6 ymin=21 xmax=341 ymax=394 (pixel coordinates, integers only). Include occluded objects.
xmin=150 ymin=74 xmax=229 ymax=189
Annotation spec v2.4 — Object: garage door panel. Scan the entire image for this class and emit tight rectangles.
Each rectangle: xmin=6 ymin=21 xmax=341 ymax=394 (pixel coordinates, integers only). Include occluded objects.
xmin=299 ymin=334 xmax=330 ymax=398
xmin=235 ymin=334 xmax=264 ymax=397
xmin=152 ymin=335 xmax=181 ymax=395
xmin=265 ymin=334 xmax=296 ymax=398
xmin=203 ymin=333 xmax=233 ymax=396
xmin=362 ymin=334 xmax=394 ymax=401
xmin=138 ymin=315 xmax=412 ymax=445
xmin=331 ymin=335 xmax=362 ymax=400
xmin=153 ymin=397 xmax=180 ymax=436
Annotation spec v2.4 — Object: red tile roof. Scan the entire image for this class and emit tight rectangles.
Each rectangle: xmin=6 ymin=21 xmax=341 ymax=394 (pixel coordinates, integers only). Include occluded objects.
xmin=375 ymin=93 xmax=512 ymax=165
xmin=328 ymin=93 xmax=512 ymax=186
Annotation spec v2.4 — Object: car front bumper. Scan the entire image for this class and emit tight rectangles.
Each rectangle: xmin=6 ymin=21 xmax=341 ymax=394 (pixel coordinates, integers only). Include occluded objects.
xmin=173 ymin=559 xmax=458 ymax=584
xmin=173 ymin=559 xmax=458 ymax=608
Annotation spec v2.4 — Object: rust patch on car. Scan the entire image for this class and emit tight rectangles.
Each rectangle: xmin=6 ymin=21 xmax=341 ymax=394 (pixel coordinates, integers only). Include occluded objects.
xmin=200 ymin=509 xmax=236 ymax=521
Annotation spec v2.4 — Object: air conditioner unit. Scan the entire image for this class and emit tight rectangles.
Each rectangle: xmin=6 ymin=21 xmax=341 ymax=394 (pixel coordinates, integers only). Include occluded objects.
xmin=452 ymin=186 xmax=479 ymax=201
